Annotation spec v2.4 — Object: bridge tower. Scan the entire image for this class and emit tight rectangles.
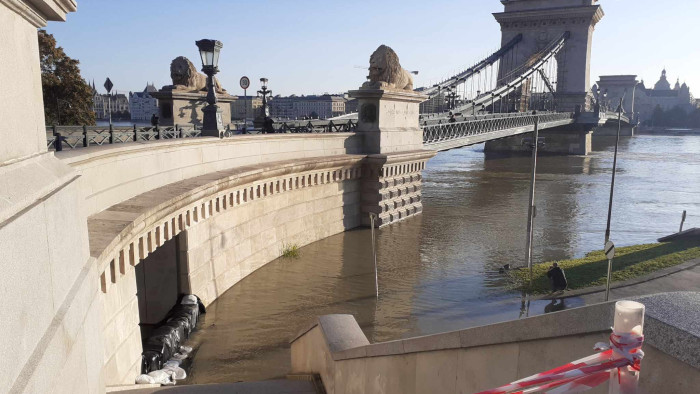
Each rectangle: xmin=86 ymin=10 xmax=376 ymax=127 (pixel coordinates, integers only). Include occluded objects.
xmin=495 ymin=0 xmax=604 ymax=112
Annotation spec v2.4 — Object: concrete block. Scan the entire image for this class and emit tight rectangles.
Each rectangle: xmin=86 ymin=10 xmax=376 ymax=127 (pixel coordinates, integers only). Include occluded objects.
xmin=415 ymin=350 xmax=458 ymax=394
xmin=456 ymin=343 xmax=519 ymax=394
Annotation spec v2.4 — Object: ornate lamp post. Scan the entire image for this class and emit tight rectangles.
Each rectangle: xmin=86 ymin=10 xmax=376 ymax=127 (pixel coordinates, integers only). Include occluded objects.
xmin=255 ymin=78 xmax=272 ymax=130
xmin=195 ymin=39 xmax=224 ymax=137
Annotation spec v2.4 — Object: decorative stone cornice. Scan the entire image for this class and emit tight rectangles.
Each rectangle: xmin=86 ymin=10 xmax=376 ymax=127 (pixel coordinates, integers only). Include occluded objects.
xmin=494 ymin=5 xmax=604 ymax=29
xmin=0 ymin=0 xmax=77 ymax=28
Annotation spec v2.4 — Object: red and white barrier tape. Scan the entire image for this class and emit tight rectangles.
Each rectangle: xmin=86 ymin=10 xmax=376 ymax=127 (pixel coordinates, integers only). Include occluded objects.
xmin=474 ymin=330 xmax=644 ymax=394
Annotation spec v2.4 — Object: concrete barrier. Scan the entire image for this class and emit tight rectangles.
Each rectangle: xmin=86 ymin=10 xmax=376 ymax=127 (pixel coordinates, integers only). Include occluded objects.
xmin=291 ymin=292 xmax=700 ymax=394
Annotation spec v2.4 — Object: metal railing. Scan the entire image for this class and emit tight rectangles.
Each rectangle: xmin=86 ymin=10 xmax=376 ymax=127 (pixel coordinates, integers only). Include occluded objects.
xmin=47 ymin=125 xmax=201 ymax=151
xmin=47 ymin=119 xmax=358 ymax=151
xmin=270 ymin=119 xmax=357 ymax=134
xmin=422 ymin=112 xmax=574 ymax=145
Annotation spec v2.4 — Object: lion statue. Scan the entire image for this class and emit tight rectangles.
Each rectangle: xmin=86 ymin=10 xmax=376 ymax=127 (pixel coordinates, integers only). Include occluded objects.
xmin=362 ymin=45 xmax=414 ymax=91
xmin=169 ymin=56 xmax=225 ymax=93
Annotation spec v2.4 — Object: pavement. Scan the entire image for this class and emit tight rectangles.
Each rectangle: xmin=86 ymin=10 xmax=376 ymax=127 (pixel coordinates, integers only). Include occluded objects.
xmin=579 ymin=262 xmax=700 ymax=304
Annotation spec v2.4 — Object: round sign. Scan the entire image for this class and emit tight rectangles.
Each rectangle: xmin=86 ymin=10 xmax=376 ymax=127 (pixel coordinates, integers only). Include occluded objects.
xmin=605 ymin=241 xmax=616 ymax=260
xmin=240 ymin=76 xmax=250 ymax=90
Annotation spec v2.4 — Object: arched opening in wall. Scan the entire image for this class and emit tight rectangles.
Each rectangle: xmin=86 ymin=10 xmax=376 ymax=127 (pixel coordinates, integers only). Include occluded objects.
xmin=135 ymin=231 xmax=190 ymax=340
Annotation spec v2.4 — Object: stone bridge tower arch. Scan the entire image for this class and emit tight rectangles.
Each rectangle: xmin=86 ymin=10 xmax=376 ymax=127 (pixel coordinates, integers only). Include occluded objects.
xmin=494 ymin=0 xmax=604 ymax=111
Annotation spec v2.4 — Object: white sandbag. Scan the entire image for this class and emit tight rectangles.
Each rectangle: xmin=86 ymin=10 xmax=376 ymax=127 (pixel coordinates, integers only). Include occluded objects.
xmin=179 ymin=345 xmax=193 ymax=355
xmin=164 ymin=359 xmax=182 ymax=368
xmin=181 ymin=295 xmax=198 ymax=305
xmin=163 ymin=365 xmax=187 ymax=381
xmin=172 ymin=352 xmax=188 ymax=361
xmin=147 ymin=370 xmax=172 ymax=385
xmin=135 ymin=374 xmax=156 ymax=384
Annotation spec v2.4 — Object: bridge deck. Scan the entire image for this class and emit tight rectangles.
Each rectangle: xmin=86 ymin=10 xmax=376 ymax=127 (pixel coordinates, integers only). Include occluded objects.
xmin=423 ymin=112 xmax=575 ymax=151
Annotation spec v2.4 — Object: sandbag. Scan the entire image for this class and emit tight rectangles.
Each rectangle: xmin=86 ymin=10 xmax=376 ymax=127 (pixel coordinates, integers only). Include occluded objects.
xmin=171 ymin=304 xmax=199 ymax=328
xmin=167 ymin=315 xmax=192 ymax=338
xmin=162 ymin=364 xmax=187 ymax=381
xmin=141 ymin=350 xmax=162 ymax=374
xmin=135 ymin=374 xmax=156 ymax=384
xmin=147 ymin=370 xmax=172 ymax=385
xmin=163 ymin=320 xmax=186 ymax=346
xmin=145 ymin=327 xmax=178 ymax=361
xmin=181 ymin=295 xmax=198 ymax=305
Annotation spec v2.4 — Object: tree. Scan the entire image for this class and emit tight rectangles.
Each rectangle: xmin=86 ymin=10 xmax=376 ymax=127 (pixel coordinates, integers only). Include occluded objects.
xmin=39 ymin=30 xmax=95 ymax=126
xmin=688 ymin=108 xmax=700 ymax=129
xmin=650 ymin=105 xmax=666 ymax=127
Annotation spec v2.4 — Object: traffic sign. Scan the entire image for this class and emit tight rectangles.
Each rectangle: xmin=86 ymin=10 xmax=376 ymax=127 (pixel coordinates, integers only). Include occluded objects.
xmin=240 ymin=76 xmax=250 ymax=90
xmin=605 ymin=241 xmax=615 ymax=260
xmin=104 ymin=78 xmax=113 ymax=93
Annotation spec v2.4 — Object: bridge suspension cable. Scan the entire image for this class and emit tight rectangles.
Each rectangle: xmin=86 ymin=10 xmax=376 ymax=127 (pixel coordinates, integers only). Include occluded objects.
xmin=420 ymin=32 xmax=570 ymax=119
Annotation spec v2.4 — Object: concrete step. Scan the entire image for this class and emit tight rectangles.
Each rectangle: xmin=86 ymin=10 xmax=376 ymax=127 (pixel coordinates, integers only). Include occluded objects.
xmin=112 ymin=379 xmax=320 ymax=394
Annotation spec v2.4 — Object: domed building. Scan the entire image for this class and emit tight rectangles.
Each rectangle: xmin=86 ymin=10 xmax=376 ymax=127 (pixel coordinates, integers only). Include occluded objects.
xmin=596 ymin=69 xmax=697 ymax=123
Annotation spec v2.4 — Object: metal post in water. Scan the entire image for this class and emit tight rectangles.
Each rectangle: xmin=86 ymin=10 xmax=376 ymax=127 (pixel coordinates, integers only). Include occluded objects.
xmin=610 ymin=300 xmax=645 ymax=394
xmin=369 ymin=212 xmax=379 ymax=299
xmin=525 ymin=113 xmax=540 ymax=287
xmin=679 ymin=210 xmax=687 ymax=233
xmin=605 ymin=96 xmax=625 ymax=245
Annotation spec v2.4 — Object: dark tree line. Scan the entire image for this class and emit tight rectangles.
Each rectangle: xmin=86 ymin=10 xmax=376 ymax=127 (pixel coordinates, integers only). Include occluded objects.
xmin=39 ymin=30 xmax=96 ymax=126
xmin=647 ymin=105 xmax=700 ymax=128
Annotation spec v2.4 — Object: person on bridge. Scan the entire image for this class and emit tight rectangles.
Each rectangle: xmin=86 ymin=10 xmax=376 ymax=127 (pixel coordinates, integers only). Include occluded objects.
xmin=546 ymin=263 xmax=568 ymax=294
xmin=449 ymin=113 xmax=456 ymax=123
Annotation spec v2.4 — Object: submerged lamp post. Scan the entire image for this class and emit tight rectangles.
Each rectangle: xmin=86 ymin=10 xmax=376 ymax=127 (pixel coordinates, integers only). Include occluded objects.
xmin=195 ymin=39 xmax=224 ymax=137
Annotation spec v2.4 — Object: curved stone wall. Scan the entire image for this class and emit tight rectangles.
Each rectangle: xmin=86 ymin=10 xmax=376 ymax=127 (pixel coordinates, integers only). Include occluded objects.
xmin=58 ymin=133 xmax=362 ymax=217
xmin=65 ymin=143 xmax=366 ymax=385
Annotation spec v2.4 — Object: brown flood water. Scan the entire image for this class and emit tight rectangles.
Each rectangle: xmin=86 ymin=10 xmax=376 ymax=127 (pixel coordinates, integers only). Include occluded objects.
xmin=184 ymin=134 xmax=700 ymax=384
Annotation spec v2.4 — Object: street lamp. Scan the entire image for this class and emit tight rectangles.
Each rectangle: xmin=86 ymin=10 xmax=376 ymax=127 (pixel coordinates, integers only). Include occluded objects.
xmin=255 ymin=78 xmax=273 ymax=132
xmin=195 ymin=39 xmax=224 ymax=137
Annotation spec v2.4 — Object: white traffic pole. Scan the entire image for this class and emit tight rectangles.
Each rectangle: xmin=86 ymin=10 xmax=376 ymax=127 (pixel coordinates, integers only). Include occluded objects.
xmin=369 ymin=213 xmax=379 ymax=298
xmin=609 ymin=300 xmax=645 ymax=394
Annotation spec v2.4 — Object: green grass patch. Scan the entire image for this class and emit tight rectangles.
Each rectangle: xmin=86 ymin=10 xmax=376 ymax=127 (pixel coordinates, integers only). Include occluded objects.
xmin=281 ymin=243 xmax=301 ymax=259
xmin=511 ymin=241 xmax=700 ymax=294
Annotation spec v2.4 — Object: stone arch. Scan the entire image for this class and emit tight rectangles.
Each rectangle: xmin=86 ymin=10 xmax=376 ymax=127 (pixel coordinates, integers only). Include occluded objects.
xmin=94 ymin=156 xmax=366 ymax=385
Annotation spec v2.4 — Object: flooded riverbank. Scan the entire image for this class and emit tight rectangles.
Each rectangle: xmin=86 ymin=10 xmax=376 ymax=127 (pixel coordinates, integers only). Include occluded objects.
xmin=184 ymin=134 xmax=700 ymax=384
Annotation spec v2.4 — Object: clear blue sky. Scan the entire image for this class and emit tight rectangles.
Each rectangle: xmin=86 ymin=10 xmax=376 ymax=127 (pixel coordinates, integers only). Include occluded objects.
xmin=45 ymin=0 xmax=699 ymax=97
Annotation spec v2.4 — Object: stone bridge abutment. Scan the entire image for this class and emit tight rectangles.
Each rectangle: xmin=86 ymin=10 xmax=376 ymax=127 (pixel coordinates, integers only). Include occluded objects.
xmin=55 ymin=86 xmax=435 ymax=386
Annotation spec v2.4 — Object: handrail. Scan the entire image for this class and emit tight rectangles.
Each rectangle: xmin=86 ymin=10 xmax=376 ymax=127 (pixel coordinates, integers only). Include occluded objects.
xmin=422 ymin=112 xmax=574 ymax=145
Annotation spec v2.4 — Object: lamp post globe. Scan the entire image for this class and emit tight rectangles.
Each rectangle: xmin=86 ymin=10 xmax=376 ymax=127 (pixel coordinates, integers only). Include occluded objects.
xmin=195 ymin=39 xmax=224 ymax=137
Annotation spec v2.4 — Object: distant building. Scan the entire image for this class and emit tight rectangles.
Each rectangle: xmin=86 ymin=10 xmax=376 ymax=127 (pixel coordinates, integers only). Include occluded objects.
xmin=417 ymin=88 xmax=447 ymax=114
xmin=269 ymin=95 xmax=346 ymax=119
xmin=91 ymin=81 xmax=130 ymax=120
xmin=595 ymin=69 xmax=696 ymax=122
xmin=129 ymin=83 xmax=159 ymax=121
xmin=345 ymin=97 xmax=359 ymax=114
xmin=231 ymin=96 xmax=263 ymax=120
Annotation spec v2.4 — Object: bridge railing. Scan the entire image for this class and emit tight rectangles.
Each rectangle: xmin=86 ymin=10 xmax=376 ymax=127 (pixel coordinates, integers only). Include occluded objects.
xmin=270 ymin=119 xmax=357 ymax=134
xmin=46 ymin=125 xmax=201 ymax=151
xmin=422 ymin=112 xmax=574 ymax=145
xmin=46 ymin=119 xmax=358 ymax=151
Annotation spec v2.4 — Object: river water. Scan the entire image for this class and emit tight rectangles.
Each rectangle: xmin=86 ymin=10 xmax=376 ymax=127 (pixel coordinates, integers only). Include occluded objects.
xmin=184 ymin=133 xmax=700 ymax=384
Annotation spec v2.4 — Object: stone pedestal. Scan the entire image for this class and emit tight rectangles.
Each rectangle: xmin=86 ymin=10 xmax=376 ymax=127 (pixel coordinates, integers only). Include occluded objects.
xmin=201 ymin=104 xmax=225 ymax=137
xmin=349 ymin=88 xmax=437 ymax=227
xmin=349 ymin=88 xmax=426 ymax=154
xmin=152 ymin=89 xmax=236 ymax=128
xmin=485 ymin=125 xmax=593 ymax=156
